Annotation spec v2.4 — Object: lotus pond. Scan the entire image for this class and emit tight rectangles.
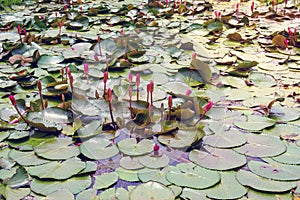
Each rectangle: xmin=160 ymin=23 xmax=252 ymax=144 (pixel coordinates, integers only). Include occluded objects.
xmin=0 ymin=0 xmax=300 ymax=199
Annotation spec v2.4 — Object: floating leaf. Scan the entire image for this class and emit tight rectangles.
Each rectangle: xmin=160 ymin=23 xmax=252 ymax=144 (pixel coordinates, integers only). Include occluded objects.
xmin=117 ymin=138 xmax=154 ymax=156
xmin=34 ymin=137 xmax=80 ymax=160
xmin=130 ymin=181 xmax=175 ymax=200
xmin=248 ymin=160 xmax=300 ymax=181
xmin=189 ymin=147 xmax=247 ymax=170
xmin=180 ymin=188 xmax=207 ymax=200
xmin=206 ymin=171 xmax=247 ymax=200
xmin=138 ymin=154 xmax=170 ymax=169
xmin=203 ymin=129 xmax=247 ymax=148
xmin=9 ymin=149 xmax=50 ymax=166
xmin=227 ymin=32 xmax=243 ymax=42
xmin=80 ymin=137 xmax=119 ymax=160
xmin=236 ymin=170 xmax=296 ymax=193
xmin=76 ymin=189 xmax=98 ymax=200
xmin=120 ymin=156 xmax=144 ymax=170
xmin=115 ymin=167 xmax=139 ymax=182
xmin=26 ymin=158 xmax=86 ymax=180
xmin=249 ymin=72 xmax=277 ymax=87
xmin=272 ymin=143 xmax=300 ymax=165
xmin=190 ymin=58 xmax=212 ymax=83
xmin=0 ymin=184 xmax=30 ymax=200
xmin=94 ymin=172 xmax=118 ymax=189
xmin=166 ymin=163 xmax=220 ymax=189
xmin=46 ymin=189 xmax=74 ymax=200
xmin=234 ymin=115 xmax=276 ymax=131
xmin=30 ymin=176 xmax=91 ymax=196
xmin=138 ymin=167 xmax=171 ymax=185
xmin=234 ymin=134 xmax=286 ymax=157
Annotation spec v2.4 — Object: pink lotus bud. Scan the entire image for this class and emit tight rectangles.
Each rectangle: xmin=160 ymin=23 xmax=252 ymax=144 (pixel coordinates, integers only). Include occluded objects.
xmin=71 ymin=47 xmax=76 ymax=51
xmin=184 ymin=0 xmax=186 ymax=6
xmin=214 ymin=11 xmax=218 ymax=18
xmin=17 ymin=25 xmax=22 ymax=35
xmin=128 ymin=73 xmax=133 ymax=83
xmin=284 ymin=38 xmax=288 ymax=48
xmin=288 ymin=27 xmax=293 ymax=36
xmin=192 ymin=52 xmax=197 ymax=60
xmin=84 ymin=63 xmax=89 ymax=75
xmin=58 ymin=22 xmax=63 ymax=28
xmin=97 ymin=35 xmax=101 ymax=44
xmin=136 ymin=73 xmax=140 ymax=86
xmin=120 ymin=29 xmax=124 ymax=37
xmin=166 ymin=0 xmax=169 ymax=4
xmin=107 ymin=88 xmax=113 ymax=102
xmin=94 ymin=54 xmax=99 ymax=61
xmin=37 ymin=80 xmax=42 ymax=91
xmin=80 ymin=6 xmax=83 ymax=11
xmin=153 ymin=144 xmax=160 ymax=151
xmin=203 ymin=101 xmax=213 ymax=113
xmin=185 ymin=89 xmax=192 ymax=96
xmin=168 ymin=96 xmax=173 ymax=108
xmin=236 ymin=3 xmax=239 ymax=13
xmin=149 ymin=80 xmax=154 ymax=93
xmin=9 ymin=94 xmax=16 ymax=106
xmin=23 ymin=30 xmax=26 ymax=35
xmin=251 ymin=2 xmax=254 ymax=13
xmin=147 ymin=84 xmax=150 ymax=93
xmin=103 ymin=71 xmax=108 ymax=84
xmin=217 ymin=11 xmax=221 ymax=18
xmin=129 ymin=87 xmax=133 ymax=97
xmin=65 ymin=66 xmax=70 ymax=75
xmin=63 ymin=4 xmax=67 ymax=11
xmin=272 ymin=0 xmax=274 ymax=9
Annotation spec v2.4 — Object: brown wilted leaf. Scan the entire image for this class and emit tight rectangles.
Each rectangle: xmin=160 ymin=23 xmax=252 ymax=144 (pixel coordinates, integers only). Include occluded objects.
xmin=272 ymin=35 xmax=287 ymax=49
xmin=227 ymin=32 xmax=243 ymax=42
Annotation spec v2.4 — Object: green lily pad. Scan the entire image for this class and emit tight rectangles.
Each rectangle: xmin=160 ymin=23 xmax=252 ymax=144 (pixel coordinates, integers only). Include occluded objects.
xmin=166 ymin=163 xmax=220 ymax=189
xmin=129 ymin=181 xmax=175 ymax=200
xmin=120 ymin=156 xmax=144 ymax=170
xmin=263 ymin=124 xmax=300 ymax=137
xmin=249 ymin=72 xmax=277 ymax=87
xmin=117 ymin=138 xmax=154 ymax=156
xmin=76 ymin=189 xmax=98 ymax=200
xmin=30 ymin=176 xmax=92 ymax=196
xmin=248 ymin=160 xmax=300 ymax=181
xmin=138 ymin=167 xmax=171 ymax=185
xmin=272 ymin=143 xmax=300 ymax=165
xmin=37 ymin=55 xmax=64 ymax=68
xmin=206 ymin=171 xmax=247 ymax=200
xmin=115 ymin=167 xmax=139 ymax=182
xmin=234 ymin=115 xmax=276 ymax=131
xmin=269 ymin=105 xmax=300 ymax=122
xmin=80 ymin=137 xmax=119 ymax=160
xmin=8 ymin=149 xmax=50 ymax=166
xmin=46 ymin=189 xmax=74 ymax=200
xmin=94 ymin=172 xmax=118 ymax=189
xmin=247 ymin=189 xmax=293 ymax=200
xmin=203 ymin=129 xmax=247 ymax=148
xmin=158 ymin=128 xmax=204 ymax=149
xmin=0 ymin=184 xmax=30 ymax=200
xmin=26 ymin=158 xmax=86 ymax=180
xmin=138 ymin=154 xmax=169 ymax=169
xmin=234 ymin=134 xmax=286 ymax=157
xmin=180 ymin=188 xmax=207 ymax=200
xmin=236 ymin=170 xmax=296 ymax=193
xmin=189 ymin=147 xmax=247 ymax=170
xmin=8 ymin=130 xmax=30 ymax=140
xmin=34 ymin=137 xmax=80 ymax=160
xmin=74 ymin=120 xmax=102 ymax=139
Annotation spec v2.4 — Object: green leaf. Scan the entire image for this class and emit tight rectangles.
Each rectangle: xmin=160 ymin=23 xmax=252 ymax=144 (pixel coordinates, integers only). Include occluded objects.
xmin=138 ymin=154 xmax=170 ymax=169
xmin=166 ymin=163 xmax=220 ymax=189
xmin=236 ymin=170 xmax=296 ymax=193
xmin=130 ymin=182 xmax=175 ymax=200
xmin=248 ymin=160 xmax=300 ymax=181
xmin=206 ymin=171 xmax=247 ymax=200
xmin=34 ymin=137 xmax=80 ymax=160
xmin=234 ymin=134 xmax=286 ymax=157
xmin=138 ymin=167 xmax=171 ymax=185
xmin=189 ymin=147 xmax=247 ymax=170
xmin=117 ymin=138 xmax=154 ymax=156
xmin=26 ymin=158 xmax=86 ymax=180
xmin=234 ymin=115 xmax=276 ymax=131
xmin=115 ymin=167 xmax=139 ymax=182
xmin=272 ymin=143 xmax=300 ymax=165
xmin=94 ymin=172 xmax=118 ymax=189
xmin=46 ymin=189 xmax=74 ymax=200
xmin=76 ymin=189 xmax=98 ymax=200
xmin=0 ymin=184 xmax=30 ymax=200
xmin=120 ymin=156 xmax=144 ymax=170
xmin=30 ymin=176 xmax=92 ymax=196
xmin=80 ymin=137 xmax=119 ymax=160
xmin=9 ymin=149 xmax=50 ymax=166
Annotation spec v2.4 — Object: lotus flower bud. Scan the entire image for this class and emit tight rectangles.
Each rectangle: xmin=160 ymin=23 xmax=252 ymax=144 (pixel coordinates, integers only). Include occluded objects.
xmin=136 ymin=73 xmax=140 ymax=86
xmin=204 ymin=101 xmax=213 ymax=113
xmin=9 ymin=94 xmax=16 ymax=106
xmin=84 ymin=63 xmax=89 ymax=75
